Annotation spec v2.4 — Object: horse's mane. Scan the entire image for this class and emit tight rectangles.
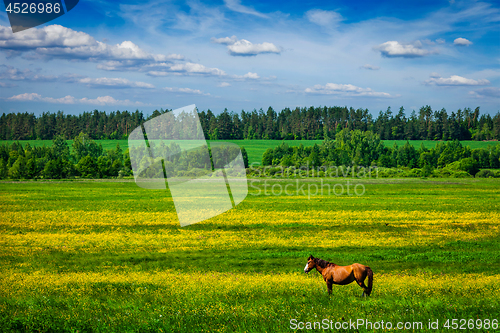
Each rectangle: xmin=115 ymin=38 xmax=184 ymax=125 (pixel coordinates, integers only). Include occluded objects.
xmin=314 ymin=257 xmax=336 ymax=268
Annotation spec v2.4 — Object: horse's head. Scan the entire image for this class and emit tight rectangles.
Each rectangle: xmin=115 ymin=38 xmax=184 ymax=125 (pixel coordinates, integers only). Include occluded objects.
xmin=304 ymin=255 xmax=316 ymax=273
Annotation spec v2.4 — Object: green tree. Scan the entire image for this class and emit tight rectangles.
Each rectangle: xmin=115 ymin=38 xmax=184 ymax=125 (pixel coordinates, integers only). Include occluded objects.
xmin=43 ymin=159 xmax=62 ymax=179
xmin=52 ymin=135 xmax=70 ymax=160
xmin=458 ymin=158 xmax=479 ymax=176
xmin=9 ymin=156 xmax=27 ymax=179
xmin=97 ymin=156 xmax=112 ymax=178
xmin=262 ymin=148 xmax=274 ymax=166
xmin=72 ymin=132 xmax=103 ymax=161
xmin=77 ymin=156 xmax=98 ymax=178
xmin=26 ymin=157 xmax=38 ymax=179
xmin=240 ymin=147 xmax=249 ymax=168
xmin=0 ymin=159 xmax=8 ymax=179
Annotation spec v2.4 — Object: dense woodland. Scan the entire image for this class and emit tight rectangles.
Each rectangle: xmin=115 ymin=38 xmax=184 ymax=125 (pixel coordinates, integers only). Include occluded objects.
xmin=257 ymin=129 xmax=500 ymax=178
xmin=1 ymin=105 xmax=500 ymax=141
xmin=1 ymin=129 xmax=499 ymax=180
xmin=0 ymin=133 xmax=249 ymax=180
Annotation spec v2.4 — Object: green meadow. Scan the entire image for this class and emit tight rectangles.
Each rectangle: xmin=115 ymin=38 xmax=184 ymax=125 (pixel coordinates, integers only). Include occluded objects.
xmin=0 ymin=178 xmax=499 ymax=332
xmin=1 ymin=139 xmax=498 ymax=165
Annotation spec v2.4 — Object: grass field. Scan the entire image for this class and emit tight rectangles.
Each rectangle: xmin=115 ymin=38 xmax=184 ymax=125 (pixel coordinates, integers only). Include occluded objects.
xmin=1 ymin=139 xmax=499 ymax=166
xmin=0 ymin=178 xmax=499 ymax=332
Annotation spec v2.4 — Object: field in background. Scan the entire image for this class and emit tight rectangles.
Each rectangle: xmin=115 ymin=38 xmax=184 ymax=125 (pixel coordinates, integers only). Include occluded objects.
xmin=1 ymin=179 xmax=499 ymax=332
xmin=1 ymin=139 xmax=499 ymax=165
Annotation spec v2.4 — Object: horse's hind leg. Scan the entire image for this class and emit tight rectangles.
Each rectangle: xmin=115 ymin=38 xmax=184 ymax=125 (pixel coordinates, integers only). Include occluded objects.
xmin=356 ymin=279 xmax=370 ymax=297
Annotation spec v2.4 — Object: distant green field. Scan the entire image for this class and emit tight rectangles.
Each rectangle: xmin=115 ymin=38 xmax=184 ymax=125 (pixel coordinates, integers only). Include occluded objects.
xmin=1 ymin=139 xmax=499 ymax=165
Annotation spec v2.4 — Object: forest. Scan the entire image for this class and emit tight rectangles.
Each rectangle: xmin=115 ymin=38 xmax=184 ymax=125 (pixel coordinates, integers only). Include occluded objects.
xmin=1 ymin=105 xmax=500 ymax=141
xmin=1 ymin=129 xmax=500 ymax=180
xmin=256 ymin=129 xmax=500 ymax=179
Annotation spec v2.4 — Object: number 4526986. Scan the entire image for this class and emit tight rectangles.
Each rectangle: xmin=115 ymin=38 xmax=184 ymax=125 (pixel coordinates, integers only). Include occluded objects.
xmin=5 ymin=2 xmax=61 ymax=14
xmin=443 ymin=319 xmax=498 ymax=330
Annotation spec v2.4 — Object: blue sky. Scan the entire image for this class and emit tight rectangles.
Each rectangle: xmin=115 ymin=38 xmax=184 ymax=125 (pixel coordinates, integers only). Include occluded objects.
xmin=0 ymin=0 xmax=499 ymax=116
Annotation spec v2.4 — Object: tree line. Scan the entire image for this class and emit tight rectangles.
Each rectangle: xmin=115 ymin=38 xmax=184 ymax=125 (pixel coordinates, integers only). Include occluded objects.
xmin=1 ymin=105 xmax=499 ymax=141
xmin=0 ymin=133 xmax=129 ymax=180
xmin=258 ymin=129 xmax=500 ymax=178
xmin=0 ymin=133 xmax=249 ymax=180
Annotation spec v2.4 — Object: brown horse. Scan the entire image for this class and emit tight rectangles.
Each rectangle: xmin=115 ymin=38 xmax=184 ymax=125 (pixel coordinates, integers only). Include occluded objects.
xmin=304 ymin=255 xmax=373 ymax=296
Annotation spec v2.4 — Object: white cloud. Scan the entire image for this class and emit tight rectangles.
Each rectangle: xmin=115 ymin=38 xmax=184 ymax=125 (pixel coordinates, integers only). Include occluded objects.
xmin=0 ymin=65 xmax=57 ymax=81
xmin=436 ymin=38 xmax=446 ymax=44
xmin=218 ymin=82 xmax=231 ymax=87
xmin=454 ymin=37 xmax=472 ymax=46
xmin=163 ymin=87 xmax=210 ymax=95
xmin=228 ymin=39 xmax=281 ymax=56
xmin=147 ymin=62 xmax=226 ymax=76
xmin=0 ymin=65 xmax=155 ymax=89
xmin=80 ymin=96 xmax=146 ymax=106
xmin=374 ymin=41 xmax=435 ymax=58
xmin=211 ymin=36 xmax=238 ymax=45
xmin=6 ymin=92 xmax=145 ymax=106
xmin=424 ymin=74 xmax=489 ymax=86
xmin=305 ymin=83 xmax=395 ymax=98
xmin=361 ymin=64 xmax=380 ymax=70
xmin=305 ymin=9 xmax=343 ymax=28
xmin=223 ymin=0 xmax=268 ymax=18
xmin=0 ymin=82 xmax=16 ymax=88
xmin=0 ymin=25 xmax=171 ymax=62
xmin=0 ymin=24 xmax=197 ymax=75
xmin=0 ymin=24 xmax=94 ymax=49
xmin=78 ymin=77 xmax=155 ymax=89
xmin=469 ymin=87 xmax=500 ymax=98
xmin=212 ymin=35 xmax=280 ymax=56
xmin=240 ymin=72 xmax=260 ymax=79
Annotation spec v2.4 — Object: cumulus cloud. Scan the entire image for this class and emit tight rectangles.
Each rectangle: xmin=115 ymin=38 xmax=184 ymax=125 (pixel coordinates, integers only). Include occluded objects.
xmin=0 ymin=25 xmax=214 ymax=76
xmin=163 ymin=87 xmax=210 ymax=95
xmin=211 ymin=36 xmax=238 ymax=45
xmin=212 ymin=35 xmax=281 ymax=56
xmin=454 ymin=37 xmax=472 ymax=46
xmin=6 ymin=93 xmax=146 ymax=105
xmin=0 ymin=24 xmax=246 ymax=79
xmin=218 ymin=82 xmax=231 ymax=87
xmin=305 ymin=83 xmax=394 ymax=98
xmin=0 ymin=65 xmax=156 ymax=89
xmin=305 ymin=9 xmax=343 ymax=28
xmin=424 ymin=74 xmax=489 ymax=86
xmin=361 ymin=64 xmax=380 ymax=70
xmin=78 ymin=77 xmax=155 ymax=89
xmin=232 ymin=72 xmax=260 ymax=79
xmin=469 ymin=87 xmax=500 ymax=98
xmin=0 ymin=25 xmax=171 ymax=62
xmin=147 ymin=62 xmax=226 ymax=77
xmin=0 ymin=65 xmax=58 ymax=81
xmin=223 ymin=0 xmax=268 ymax=18
xmin=374 ymin=41 xmax=435 ymax=58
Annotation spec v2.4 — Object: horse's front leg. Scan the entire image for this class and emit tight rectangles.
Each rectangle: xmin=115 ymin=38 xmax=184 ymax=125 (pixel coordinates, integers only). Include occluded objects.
xmin=326 ymin=280 xmax=333 ymax=295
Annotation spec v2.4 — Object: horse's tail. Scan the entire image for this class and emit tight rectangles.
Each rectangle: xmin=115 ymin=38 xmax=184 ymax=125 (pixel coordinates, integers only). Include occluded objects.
xmin=366 ymin=266 xmax=373 ymax=296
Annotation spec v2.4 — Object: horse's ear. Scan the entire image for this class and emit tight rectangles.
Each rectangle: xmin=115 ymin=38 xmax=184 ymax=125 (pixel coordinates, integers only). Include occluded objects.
xmin=308 ymin=255 xmax=314 ymax=260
